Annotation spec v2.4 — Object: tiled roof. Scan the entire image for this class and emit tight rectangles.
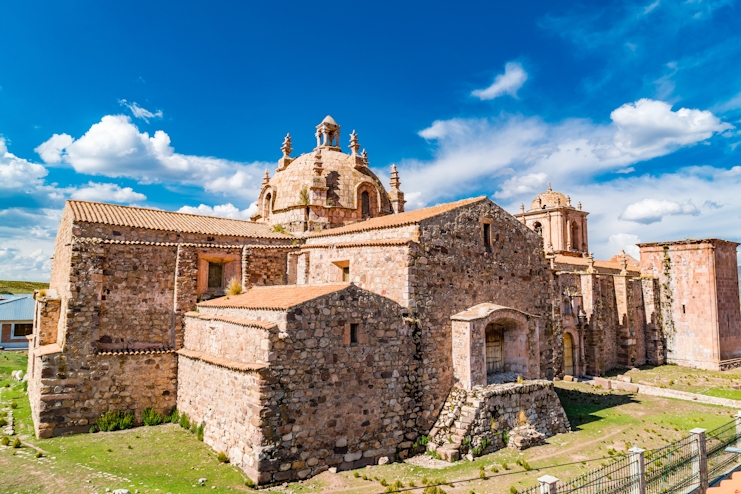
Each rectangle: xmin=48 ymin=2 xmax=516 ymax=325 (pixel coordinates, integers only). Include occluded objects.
xmin=302 ymin=239 xmax=413 ymax=249
xmin=177 ymin=348 xmax=267 ymax=372
xmin=67 ymin=200 xmax=293 ymax=239
xmin=198 ymin=284 xmax=350 ymax=310
xmin=637 ymin=238 xmax=740 ymax=248
xmin=184 ymin=313 xmax=278 ymax=330
xmin=553 ymin=254 xmax=640 ymax=272
xmin=308 ymin=196 xmax=488 ymax=238
xmin=0 ymin=295 xmax=34 ymax=321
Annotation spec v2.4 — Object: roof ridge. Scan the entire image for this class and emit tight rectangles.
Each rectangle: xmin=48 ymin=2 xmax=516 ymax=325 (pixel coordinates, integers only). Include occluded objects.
xmin=67 ymin=200 xmax=257 ymax=224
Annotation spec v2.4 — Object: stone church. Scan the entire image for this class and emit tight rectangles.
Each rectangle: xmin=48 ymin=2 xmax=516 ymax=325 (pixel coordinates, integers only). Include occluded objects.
xmin=27 ymin=116 xmax=741 ymax=484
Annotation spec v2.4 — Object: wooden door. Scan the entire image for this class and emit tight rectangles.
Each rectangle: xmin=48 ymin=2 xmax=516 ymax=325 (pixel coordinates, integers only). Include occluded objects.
xmin=485 ymin=328 xmax=503 ymax=374
xmin=564 ymin=332 xmax=574 ymax=376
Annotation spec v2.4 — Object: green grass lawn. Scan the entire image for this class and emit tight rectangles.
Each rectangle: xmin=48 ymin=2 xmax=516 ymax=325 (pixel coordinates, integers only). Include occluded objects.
xmin=0 ymin=280 xmax=49 ymax=294
xmin=1 ymin=351 xmax=738 ymax=494
xmin=606 ymin=364 xmax=741 ymax=399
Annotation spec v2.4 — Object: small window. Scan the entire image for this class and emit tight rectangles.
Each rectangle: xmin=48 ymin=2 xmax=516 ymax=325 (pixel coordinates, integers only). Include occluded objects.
xmin=483 ymin=223 xmax=492 ymax=253
xmin=342 ymin=266 xmax=350 ymax=282
xmin=12 ymin=323 xmax=33 ymax=338
xmin=208 ymin=262 xmax=223 ymax=288
xmin=533 ymin=222 xmax=543 ymax=236
xmin=682 ymin=304 xmax=686 ymax=314
xmin=350 ymin=323 xmax=359 ymax=344
xmin=361 ymin=191 xmax=370 ymax=218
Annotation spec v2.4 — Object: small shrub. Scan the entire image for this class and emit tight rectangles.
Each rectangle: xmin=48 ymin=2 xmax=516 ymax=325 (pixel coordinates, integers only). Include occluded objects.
xmin=422 ymin=487 xmax=446 ymax=494
xmin=354 ymin=471 xmax=360 ymax=478
xmin=491 ymin=465 xmax=499 ymax=473
xmin=509 ymin=486 xmax=518 ymax=494
xmin=362 ymin=474 xmax=368 ymax=480
xmin=190 ymin=421 xmax=197 ymax=434
xmin=502 ymin=461 xmax=510 ymax=470
xmin=479 ymin=466 xmax=486 ymax=479
xmin=96 ymin=410 xmax=134 ymax=432
xmin=502 ymin=430 xmax=510 ymax=445
xmin=10 ymin=402 xmax=17 ymax=409
xmin=22 ymin=381 xmax=27 ymax=392
xmin=168 ymin=408 xmax=180 ymax=424
xmin=197 ymin=423 xmax=204 ymax=441
xmin=421 ymin=477 xmax=429 ymax=485
xmin=393 ymin=480 xmax=404 ymax=489
xmin=142 ymin=407 xmax=163 ymax=426
xmin=0 ymin=417 xmax=7 ymax=427
xmin=35 ymin=451 xmax=42 ymax=458
xmin=245 ymin=477 xmax=256 ymax=489
xmin=517 ymin=375 xmax=524 ymax=384
xmin=271 ymin=224 xmax=288 ymax=234
xmin=107 ymin=448 xmax=112 ymax=452
xmin=12 ymin=437 xmax=21 ymax=448
xmin=515 ymin=458 xmax=523 ymax=466
xmin=127 ymin=445 xmax=133 ymax=450
xmin=88 ymin=425 xmax=97 ymax=434
xmin=409 ymin=480 xmax=416 ymax=487
xmin=380 ymin=478 xmax=388 ymax=486
xmin=414 ymin=435 xmax=430 ymax=448
xmin=522 ymin=460 xmax=532 ymax=471
xmin=217 ymin=451 xmax=229 ymax=463
xmin=226 ymin=277 xmax=243 ymax=296
xmin=179 ymin=412 xmax=191 ymax=430
xmin=1 ymin=436 xmax=9 ymax=446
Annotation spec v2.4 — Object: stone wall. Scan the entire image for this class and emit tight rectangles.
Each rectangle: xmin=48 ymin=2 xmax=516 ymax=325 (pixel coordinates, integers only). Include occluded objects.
xmin=28 ymin=348 xmax=177 ymax=438
xmin=408 ymin=201 xmax=556 ymax=434
xmin=177 ymin=285 xmax=415 ymax=485
xmin=427 ymin=381 xmax=569 ymax=460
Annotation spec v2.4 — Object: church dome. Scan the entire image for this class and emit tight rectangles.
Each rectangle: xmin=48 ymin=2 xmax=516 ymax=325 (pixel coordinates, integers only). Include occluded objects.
xmin=529 ymin=185 xmax=571 ymax=211
xmin=255 ymin=116 xmax=402 ymax=233
xmin=267 ymin=148 xmax=390 ymax=212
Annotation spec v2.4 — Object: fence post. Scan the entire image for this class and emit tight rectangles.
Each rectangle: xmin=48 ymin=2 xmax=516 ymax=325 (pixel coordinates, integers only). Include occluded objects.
xmin=736 ymin=411 xmax=741 ymax=447
xmin=538 ymin=474 xmax=559 ymax=494
xmin=690 ymin=428 xmax=708 ymax=494
xmin=628 ymin=446 xmax=646 ymax=494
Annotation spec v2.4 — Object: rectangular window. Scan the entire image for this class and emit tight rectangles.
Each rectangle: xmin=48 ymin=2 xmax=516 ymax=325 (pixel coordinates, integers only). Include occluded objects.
xmin=12 ymin=323 xmax=33 ymax=338
xmin=350 ymin=323 xmax=359 ymax=344
xmin=208 ymin=262 xmax=223 ymax=288
xmin=343 ymin=267 xmax=350 ymax=282
xmin=483 ymin=223 xmax=492 ymax=253
xmin=682 ymin=304 xmax=686 ymax=314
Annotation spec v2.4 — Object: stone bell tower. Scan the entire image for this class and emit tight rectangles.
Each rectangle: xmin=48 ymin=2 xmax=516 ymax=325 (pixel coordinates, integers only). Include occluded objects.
xmin=514 ymin=184 xmax=589 ymax=254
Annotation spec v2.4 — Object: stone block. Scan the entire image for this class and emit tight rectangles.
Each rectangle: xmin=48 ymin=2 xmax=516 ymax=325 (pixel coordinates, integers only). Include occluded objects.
xmin=593 ymin=377 xmax=611 ymax=390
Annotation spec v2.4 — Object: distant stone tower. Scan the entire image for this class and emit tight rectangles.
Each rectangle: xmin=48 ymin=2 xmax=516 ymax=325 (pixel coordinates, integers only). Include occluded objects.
xmin=515 ymin=185 xmax=589 ymax=253
xmin=254 ymin=116 xmax=402 ymax=233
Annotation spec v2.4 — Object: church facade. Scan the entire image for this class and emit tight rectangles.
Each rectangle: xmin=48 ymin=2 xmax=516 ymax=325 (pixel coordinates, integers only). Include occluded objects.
xmin=27 ymin=117 xmax=741 ymax=484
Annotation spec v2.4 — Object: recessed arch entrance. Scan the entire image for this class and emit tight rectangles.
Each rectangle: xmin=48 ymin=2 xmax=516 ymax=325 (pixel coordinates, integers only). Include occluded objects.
xmin=563 ymin=332 xmax=575 ymax=376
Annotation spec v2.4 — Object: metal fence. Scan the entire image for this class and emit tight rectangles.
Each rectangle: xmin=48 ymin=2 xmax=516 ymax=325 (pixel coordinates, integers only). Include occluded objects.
xmin=644 ymin=434 xmax=699 ymax=494
xmin=528 ymin=413 xmax=741 ymax=494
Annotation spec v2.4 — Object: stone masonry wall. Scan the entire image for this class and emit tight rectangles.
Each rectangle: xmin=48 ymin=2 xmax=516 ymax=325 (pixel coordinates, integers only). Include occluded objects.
xmin=29 ymin=348 xmax=177 ymax=438
xmin=428 ymin=381 xmax=569 ymax=460
xmin=178 ymin=285 xmax=414 ymax=485
xmin=408 ymin=200 xmax=556 ymax=435
xmin=714 ymin=242 xmax=741 ymax=360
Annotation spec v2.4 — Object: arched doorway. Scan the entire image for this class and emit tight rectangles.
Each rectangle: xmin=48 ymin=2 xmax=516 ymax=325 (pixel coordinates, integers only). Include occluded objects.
xmin=485 ymin=324 xmax=504 ymax=374
xmin=264 ymin=193 xmax=272 ymax=219
xmin=564 ymin=332 xmax=574 ymax=376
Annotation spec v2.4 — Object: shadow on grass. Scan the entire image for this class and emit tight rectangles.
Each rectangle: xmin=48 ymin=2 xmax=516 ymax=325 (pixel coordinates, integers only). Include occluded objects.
xmin=555 ymin=386 xmax=638 ymax=430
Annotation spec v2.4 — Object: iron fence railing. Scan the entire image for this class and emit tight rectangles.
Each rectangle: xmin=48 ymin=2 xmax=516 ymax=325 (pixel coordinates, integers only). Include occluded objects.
xmin=555 ymin=454 xmax=637 ymax=494
xmin=706 ymin=419 xmax=741 ymax=483
xmin=644 ymin=434 xmax=699 ymax=494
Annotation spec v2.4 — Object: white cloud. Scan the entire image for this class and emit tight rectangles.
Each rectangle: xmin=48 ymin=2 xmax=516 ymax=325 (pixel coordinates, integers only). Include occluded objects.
xmin=400 ymin=99 xmax=732 ymax=208
xmin=35 ymin=115 xmax=269 ymax=196
xmin=494 ymin=172 xmax=548 ymax=199
xmin=118 ymin=99 xmax=163 ymax=123
xmin=471 ymin=62 xmax=528 ymax=100
xmin=178 ymin=202 xmax=258 ymax=221
xmin=68 ymin=182 xmax=146 ymax=203
xmin=608 ymin=233 xmax=641 ymax=259
xmin=0 ymin=137 xmax=49 ymax=189
xmin=0 ymin=247 xmax=52 ymax=281
xmin=619 ymin=198 xmax=700 ymax=224
xmin=33 ymin=133 xmax=74 ymax=164
xmin=611 ymin=99 xmax=732 ymax=158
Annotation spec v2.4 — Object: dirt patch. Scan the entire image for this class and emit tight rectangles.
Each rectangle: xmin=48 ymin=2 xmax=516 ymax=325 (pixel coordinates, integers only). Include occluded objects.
xmin=405 ymin=454 xmax=452 ymax=469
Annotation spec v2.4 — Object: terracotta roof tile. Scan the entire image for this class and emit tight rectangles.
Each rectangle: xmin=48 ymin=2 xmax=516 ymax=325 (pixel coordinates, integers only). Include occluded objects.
xmin=67 ymin=200 xmax=292 ymax=239
xmin=177 ymin=348 xmax=267 ymax=372
xmin=302 ymin=239 xmax=413 ymax=249
xmin=308 ymin=196 xmax=487 ymax=238
xmin=553 ymin=254 xmax=640 ymax=273
xmin=184 ymin=313 xmax=278 ymax=330
xmin=199 ymin=284 xmax=350 ymax=310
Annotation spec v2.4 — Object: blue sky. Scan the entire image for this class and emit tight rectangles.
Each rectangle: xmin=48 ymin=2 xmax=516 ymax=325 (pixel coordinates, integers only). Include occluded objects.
xmin=2 ymin=0 xmax=741 ymax=281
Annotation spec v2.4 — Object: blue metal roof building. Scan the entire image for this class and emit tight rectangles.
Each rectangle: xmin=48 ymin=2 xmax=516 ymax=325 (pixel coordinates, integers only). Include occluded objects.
xmin=0 ymin=294 xmax=34 ymax=348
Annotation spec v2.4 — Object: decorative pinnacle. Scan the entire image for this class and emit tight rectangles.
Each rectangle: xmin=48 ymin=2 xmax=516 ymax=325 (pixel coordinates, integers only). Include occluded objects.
xmin=262 ymin=169 xmax=270 ymax=186
xmin=281 ymin=133 xmax=292 ymax=157
xmin=567 ymin=195 xmax=571 ymax=206
xmin=361 ymin=149 xmax=368 ymax=165
xmin=577 ymin=201 xmax=582 ymax=211
xmin=390 ymin=164 xmax=401 ymax=189
xmin=520 ymin=203 xmax=525 ymax=213
xmin=547 ymin=182 xmax=552 ymax=192
xmin=313 ymin=148 xmax=323 ymax=175
xmin=349 ymin=130 xmax=360 ymax=156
